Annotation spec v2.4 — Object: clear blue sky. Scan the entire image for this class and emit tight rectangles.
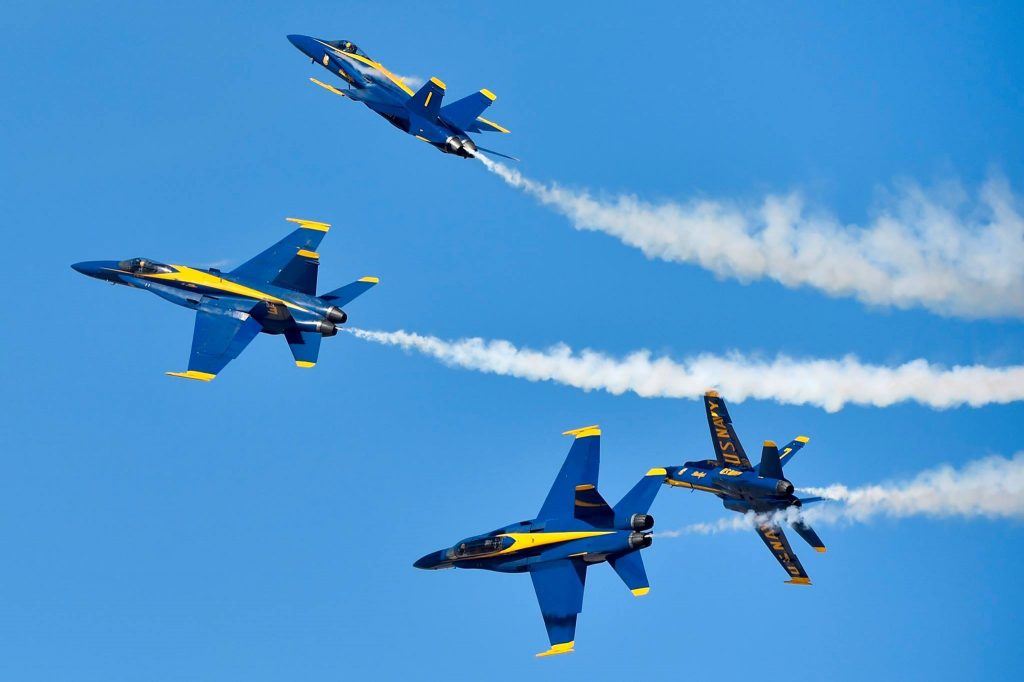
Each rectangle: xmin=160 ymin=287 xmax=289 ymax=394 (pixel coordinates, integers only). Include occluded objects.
xmin=3 ymin=2 xmax=1023 ymax=680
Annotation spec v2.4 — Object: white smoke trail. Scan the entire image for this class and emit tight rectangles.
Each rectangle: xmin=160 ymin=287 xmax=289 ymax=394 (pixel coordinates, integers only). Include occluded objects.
xmin=474 ymin=154 xmax=1024 ymax=319
xmin=345 ymin=327 xmax=1024 ymax=412
xmin=657 ymin=452 xmax=1024 ymax=537
xmin=392 ymin=73 xmax=425 ymax=88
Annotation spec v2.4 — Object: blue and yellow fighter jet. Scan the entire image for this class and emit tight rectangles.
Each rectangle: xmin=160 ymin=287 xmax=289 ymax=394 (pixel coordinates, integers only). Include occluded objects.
xmin=662 ymin=391 xmax=826 ymax=584
xmin=414 ymin=426 xmax=664 ymax=657
xmin=286 ymin=35 xmax=514 ymax=159
xmin=71 ymin=218 xmax=378 ymax=381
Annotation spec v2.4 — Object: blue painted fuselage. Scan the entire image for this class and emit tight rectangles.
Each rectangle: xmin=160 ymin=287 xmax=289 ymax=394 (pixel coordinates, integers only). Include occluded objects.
xmin=287 ymin=35 xmax=508 ymax=158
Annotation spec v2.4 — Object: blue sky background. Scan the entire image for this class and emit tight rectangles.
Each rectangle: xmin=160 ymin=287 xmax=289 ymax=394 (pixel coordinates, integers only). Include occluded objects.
xmin=3 ymin=1 xmax=1023 ymax=679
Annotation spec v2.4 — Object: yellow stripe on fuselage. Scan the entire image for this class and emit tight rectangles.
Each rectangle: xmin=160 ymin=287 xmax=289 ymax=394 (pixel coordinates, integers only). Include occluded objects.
xmin=142 ymin=265 xmax=311 ymax=313
xmin=497 ymin=531 xmax=613 ymax=556
xmin=318 ymin=42 xmax=416 ymax=97
xmin=664 ymin=478 xmax=721 ymax=494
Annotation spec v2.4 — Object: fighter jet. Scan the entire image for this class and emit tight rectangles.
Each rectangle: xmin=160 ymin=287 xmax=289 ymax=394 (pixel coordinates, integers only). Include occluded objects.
xmin=662 ymin=391 xmax=826 ymax=584
xmin=71 ymin=218 xmax=378 ymax=380
xmin=414 ymin=426 xmax=664 ymax=657
xmin=287 ymin=35 xmax=515 ymax=159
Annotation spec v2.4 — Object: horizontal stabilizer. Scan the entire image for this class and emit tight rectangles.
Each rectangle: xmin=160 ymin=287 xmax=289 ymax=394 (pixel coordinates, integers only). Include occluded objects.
xmin=778 ymin=435 xmax=810 ymax=467
xmin=285 ymin=328 xmax=322 ymax=368
xmin=474 ymin=145 xmax=519 ymax=161
xmin=407 ymin=77 xmax=446 ymax=119
xmin=320 ymin=277 xmax=379 ymax=306
xmin=790 ymin=519 xmax=826 ymax=553
xmin=608 ymin=551 xmax=650 ymax=596
xmin=440 ymin=89 xmax=498 ymax=131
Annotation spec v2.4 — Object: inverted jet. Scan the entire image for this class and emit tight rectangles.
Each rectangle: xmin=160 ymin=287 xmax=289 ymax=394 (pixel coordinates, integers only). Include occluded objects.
xmin=662 ymin=391 xmax=826 ymax=584
xmin=72 ymin=218 xmax=377 ymax=380
xmin=287 ymin=35 xmax=514 ymax=159
xmin=414 ymin=426 xmax=664 ymax=656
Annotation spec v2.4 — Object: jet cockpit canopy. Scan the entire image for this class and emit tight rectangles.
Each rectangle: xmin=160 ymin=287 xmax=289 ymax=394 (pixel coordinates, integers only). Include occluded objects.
xmin=447 ymin=535 xmax=514 ymax=560
xmin=683 ymin=459 xmax=720 ymax=470
xmin=118 ymin=258 xmax=174 ymax=275
xmin=325 ymin=40 xmax=369 ymax=58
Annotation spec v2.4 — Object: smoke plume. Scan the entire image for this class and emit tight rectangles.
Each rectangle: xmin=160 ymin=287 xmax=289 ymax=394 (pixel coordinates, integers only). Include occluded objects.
xmin=475 ymin=155 xmax=1024 ymax=319
xmin=345 ymin=327 xmax=1024 ymax=412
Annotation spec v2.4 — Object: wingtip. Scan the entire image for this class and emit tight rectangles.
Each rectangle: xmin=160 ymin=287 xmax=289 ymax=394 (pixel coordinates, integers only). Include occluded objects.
xmin=631 ymin=587 xmax=650 ymax=597
xmin=295 ymin=361 xmax=316 ymax=368
xmin=286 ymin=217 xmax=331 ymax=232
xmin=480 ymin=88 xmax=497 ymax=101
xmin=536 ymin=642 xmax=574 ymax=657
xmin=562 ymin=425 xmax=600 ymax=439
xmin=429 ymin=76 xmax=446 ymax=89
xmin=704 ymin=390 xmax=720 ymax=398
xmin=785 ymin=577 xmax=813 ymax=586
xmin=358 ymin=276 xmax=380 ymax=284
xmin=166 ymin=370 xmax=216 ymax=382
xmin=796 ymin=436 xmax=810 ymax=443
xmin=645 ymin=467 xmax=667 ymax=477
xmin=763 ymin=440 xmax=777 ymax=447
xmin=814 ymin=546 xmax=827 ymax=553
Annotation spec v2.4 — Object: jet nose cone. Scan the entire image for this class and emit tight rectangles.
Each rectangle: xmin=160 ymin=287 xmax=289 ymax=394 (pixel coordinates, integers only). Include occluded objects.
xmin=72 ymin=260 xmax=106 ymax=277
xmin=287 ymin=34 xmax=319 ymax=58
xmin=413 ymin=550 xmax=447 ymax=570
xmin=72 ymin=260 xmax=119 ymax=280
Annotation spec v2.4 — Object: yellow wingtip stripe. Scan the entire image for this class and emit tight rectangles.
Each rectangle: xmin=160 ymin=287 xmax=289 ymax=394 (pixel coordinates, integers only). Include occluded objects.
xmin=785 ymin=577 xmax=812 ymax=585
xmin=480 ymin=88 xmax=497 ymax=101
xmin=295 ymin=361 xmax=316 ymax=368
xmin=475 ymin=115 xmax=510 ymax=133
xmin=536 ymin=642 xmax=574 ymax=657
xmin=309 ymin=77 xmax=346 ymax=97
xmin=358 ymin=276 xmax=380 ymax=284
xmin=562 ymin=425 xmax=600 ymax=439
xmin=815 ymin=546 xmax=827 ymax=553
xmin=296 ymin=249 xmax=319 ymax=259
xmin=645 ymin=467 xmax=667 ymax=477
xmin=430 ymin=76 xmax=446 ymax=89
xmin=166 ymin=370 xmax=216 ymax=381
xmin=796 ymin=436 xmax=810 ymax=443
xmin=631 ymin=587 xmax=650 ymax=597
xmin=286 ymin=217 xmax=330 ymax=232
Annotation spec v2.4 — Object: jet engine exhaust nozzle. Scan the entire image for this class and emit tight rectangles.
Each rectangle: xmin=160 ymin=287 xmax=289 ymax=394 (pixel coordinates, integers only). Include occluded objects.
xmin=316 ymin=320 xmax=338 ymax=337
xmin=630 ymin=514 xmax=654 ymax=531
xmin=628 ymin=531 xmax=653 ymax=550
xmin=325 ymin=306 xmax=348 ymax=324
xmin=444 ymin=136 xmax=477 ymax=158
xmin=776 ymin=480 xmax=795 ymax=495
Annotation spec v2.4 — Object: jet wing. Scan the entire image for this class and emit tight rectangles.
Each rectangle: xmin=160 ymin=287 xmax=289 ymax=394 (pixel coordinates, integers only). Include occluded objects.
xmin=755 ymin=522 xmax=811 ymax=585
xmin=537 ymin=426 xmax=601 ymax=521
xmin=230 ymin=218 xmax=330 ymax=294
xmin=703 ymin=391 xmax=753 ymax=469
xmin=166 ymin=302 xmax=262 ymax=381
xmin=530 ymin=559 xmax=587 ymax=657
